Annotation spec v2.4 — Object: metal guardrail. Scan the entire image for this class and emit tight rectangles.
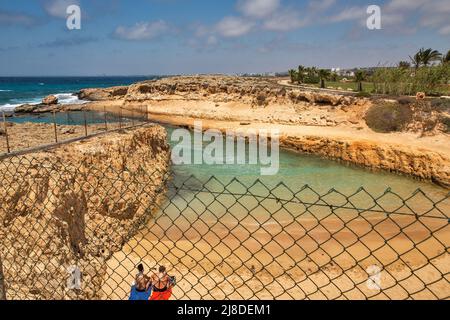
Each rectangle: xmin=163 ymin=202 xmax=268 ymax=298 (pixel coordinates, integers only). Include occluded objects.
xmin=1 ymin=105 xmax=149 ymax=156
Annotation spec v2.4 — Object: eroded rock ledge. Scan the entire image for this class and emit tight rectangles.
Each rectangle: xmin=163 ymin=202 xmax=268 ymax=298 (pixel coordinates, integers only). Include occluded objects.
xmin=281 ymin=135 xmax=450 ymax=188
xmin=0 ymin=125 xmax=170 ymax=299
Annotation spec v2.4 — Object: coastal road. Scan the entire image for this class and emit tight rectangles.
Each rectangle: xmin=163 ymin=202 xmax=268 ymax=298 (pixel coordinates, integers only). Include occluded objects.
xmin=276 ymin=79 xmax=359 ymax=96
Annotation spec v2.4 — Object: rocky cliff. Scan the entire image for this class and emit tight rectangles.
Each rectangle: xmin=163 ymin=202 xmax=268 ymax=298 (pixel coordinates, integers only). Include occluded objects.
xmin=0 ymin=125 xmax=170 ymax=300
xmin=77 ymin=86 xmax=129 ymax=101
xmin=281 ymin=135 xmax=450 ymax=188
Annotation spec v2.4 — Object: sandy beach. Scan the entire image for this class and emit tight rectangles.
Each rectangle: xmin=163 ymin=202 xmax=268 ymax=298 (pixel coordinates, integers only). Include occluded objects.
xmin=103 ymin=210 xmax=449 ymax=300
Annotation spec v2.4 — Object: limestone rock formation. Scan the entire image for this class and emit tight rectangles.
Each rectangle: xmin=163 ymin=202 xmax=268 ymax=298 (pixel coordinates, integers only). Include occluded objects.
xmin=281 ymin=135 xmax=450 ymax=188
xmin=123 ymin=76 xmax=357 ymax=107
xmin=42 ymin=95 xmax=58 ymax=105
xmin=0 ymin=125 xmax=170 ymax=300
xmin=77 ymin=86 xmax=129 ymax=101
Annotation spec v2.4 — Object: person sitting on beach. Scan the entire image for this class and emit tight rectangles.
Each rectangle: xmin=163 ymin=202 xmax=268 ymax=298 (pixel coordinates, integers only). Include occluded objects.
xmin=129 ymin=264 xmax=152 ymax=301
xmin=149 ymin=266 xmax=175 ymax=301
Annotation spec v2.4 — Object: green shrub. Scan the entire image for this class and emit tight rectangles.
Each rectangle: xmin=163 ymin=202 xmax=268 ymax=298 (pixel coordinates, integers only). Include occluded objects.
xmin=365 ymin=102 xmax=413 ymax=133
xmin=372 ymin=64 xmax=450 ymax=96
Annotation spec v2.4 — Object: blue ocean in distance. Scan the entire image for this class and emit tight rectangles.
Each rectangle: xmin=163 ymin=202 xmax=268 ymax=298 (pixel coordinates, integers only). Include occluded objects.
xmin=0 ymin=76 xmax=160 ymax=111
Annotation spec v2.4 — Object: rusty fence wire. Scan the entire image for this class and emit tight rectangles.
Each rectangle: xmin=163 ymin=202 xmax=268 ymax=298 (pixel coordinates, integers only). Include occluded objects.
xmin=0 ymin=153 xmax=449 ymax=300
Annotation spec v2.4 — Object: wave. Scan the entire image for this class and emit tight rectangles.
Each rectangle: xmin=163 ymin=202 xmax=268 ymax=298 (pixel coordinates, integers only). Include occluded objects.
xmin=0 ymin=93 xmax=87 ymax=112
xmin=0 ymin=103 xmax=22 ymax=112
xmin=54 ymin=93 xmax=88 ymax=105
xmin=0 ymin=90 xmax=12 ymax=92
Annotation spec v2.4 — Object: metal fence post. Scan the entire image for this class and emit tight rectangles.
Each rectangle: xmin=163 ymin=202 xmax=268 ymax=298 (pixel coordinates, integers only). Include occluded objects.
xmin=104 ymin=106 xmax=108 ymax=131
xmin=83 ymin=109 xmax=88 ymax=136
xmin=0 ymin=252 xmax=6 ymax=300
xmin=119 ymin=108 xmax=123 ymax=129
xmin=2 ymin=112 xmax=11 ymax=153
xmin=52 ymin=111 xmax=58 ymax=143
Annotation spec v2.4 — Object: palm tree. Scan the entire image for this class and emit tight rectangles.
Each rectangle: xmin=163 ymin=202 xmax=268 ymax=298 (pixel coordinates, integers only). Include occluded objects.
xmin=288 ymin=69 xmax=297 ymax=84
xmin=410 ymin=48 xmax=442 ymax=68
xmin=318 ymin=69 xmax=331 ymax=89
xmin=354 ymin=70 xmax=366 ymax=92
xmin=420 ymin=48 xmax=442 ymax=66
xmin=443 ymin=50 xmax=450 ymax=64
xmin=398 ymin=61 xmax=411 ymax=69
xmin=297 ymin=65 xmax=306 ymax=84
xmin=330 ymin=72 xmax=338 ymax=82
xmin=409 ymin=52 xmax=422 ymax=70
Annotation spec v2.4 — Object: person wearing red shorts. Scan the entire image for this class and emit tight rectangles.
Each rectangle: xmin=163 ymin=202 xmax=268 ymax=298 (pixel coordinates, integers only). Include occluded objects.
xmin=150 ymin=266 xmax=175 ymax=301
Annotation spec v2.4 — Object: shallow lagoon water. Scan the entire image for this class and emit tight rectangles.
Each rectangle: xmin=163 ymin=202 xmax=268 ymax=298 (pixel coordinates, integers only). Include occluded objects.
xmin=163 ymin=125 xmax=447 ymax=197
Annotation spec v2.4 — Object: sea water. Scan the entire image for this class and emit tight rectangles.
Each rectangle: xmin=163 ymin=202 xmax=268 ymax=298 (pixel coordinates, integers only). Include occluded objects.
xmin=0 ymin=76 xmax=159 ymax=112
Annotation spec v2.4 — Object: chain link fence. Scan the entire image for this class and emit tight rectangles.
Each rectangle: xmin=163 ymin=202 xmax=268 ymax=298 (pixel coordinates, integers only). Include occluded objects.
xmin=0 ymin=149 xmax=449 ymax=300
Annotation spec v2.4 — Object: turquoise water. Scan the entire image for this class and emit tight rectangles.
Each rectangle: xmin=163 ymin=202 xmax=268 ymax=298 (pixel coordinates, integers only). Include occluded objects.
xmin=163 ymin=126 xmax=448 ymax=199
xmin=159 ymin=125 xmax=449 ymax=223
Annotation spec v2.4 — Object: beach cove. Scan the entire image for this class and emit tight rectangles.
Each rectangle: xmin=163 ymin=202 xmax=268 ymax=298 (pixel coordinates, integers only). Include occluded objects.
xmin=1 ymin=75 xmax=449 ymax=300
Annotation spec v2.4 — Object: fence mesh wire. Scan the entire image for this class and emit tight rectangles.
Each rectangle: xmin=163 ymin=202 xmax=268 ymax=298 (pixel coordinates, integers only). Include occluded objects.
xmin=0 ymin=150 xmax=449 ymax=300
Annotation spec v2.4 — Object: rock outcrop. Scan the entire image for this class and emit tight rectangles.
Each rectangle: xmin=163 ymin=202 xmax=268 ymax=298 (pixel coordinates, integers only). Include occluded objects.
xmin=14 ymin=103 xmax=85 ymax=114
xmin=42 ymin=95 xmax=58 ymax=105
xmin=123 ymin=76 xmax=356 ymax=107
xmin=0 ymin=125 xmax=170 ymax=300
xmin=77 ymin=86 xmax=129 ymax=101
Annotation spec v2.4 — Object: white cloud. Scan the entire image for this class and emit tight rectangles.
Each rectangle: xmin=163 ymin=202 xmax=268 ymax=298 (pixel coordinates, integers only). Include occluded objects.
xmin=215 ymin=16 xmax=254 ymax=37
xmin=237 ymin=0 xmax=280 ymax=18
xmin=329 ymin=7 xmax=366 ymax=23
xmin=0 ymin=11 xmax=36 ymax=26
xmin=384 ymin=0 xmax=450 ymax=36
xmin=44 ymin=0 xmax=80 ymax=18
xmin=385 ymin=0 xmax=427 ymax=12
xmin=264 ymin=10 xmax=308 ymax=31
xmin=114 ymin=20 xmax=169 ymax=41
xmin=308 ymin=0 xmax=336 ymax=11
xmin=439 ymin=25 xmax=450 ymax=35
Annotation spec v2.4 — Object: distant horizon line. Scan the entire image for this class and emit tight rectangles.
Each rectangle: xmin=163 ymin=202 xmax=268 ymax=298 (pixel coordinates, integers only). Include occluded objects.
xmin=0 ymin=67 xmax=391 ymax=78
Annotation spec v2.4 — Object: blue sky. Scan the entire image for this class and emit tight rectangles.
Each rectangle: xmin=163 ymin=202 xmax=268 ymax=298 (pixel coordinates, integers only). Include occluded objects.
xmin=0 ymin=0 xmax=449 ymax=76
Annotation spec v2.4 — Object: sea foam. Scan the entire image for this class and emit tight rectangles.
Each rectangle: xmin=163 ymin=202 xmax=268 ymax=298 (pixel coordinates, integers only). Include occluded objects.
xmin=0 ymin=93 xmax=87 ymax=112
